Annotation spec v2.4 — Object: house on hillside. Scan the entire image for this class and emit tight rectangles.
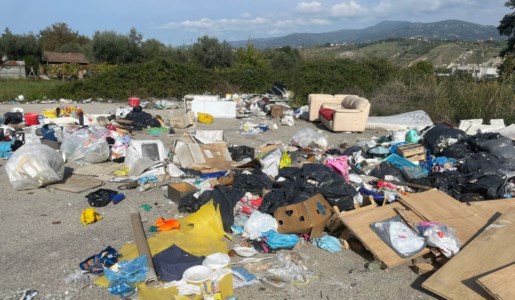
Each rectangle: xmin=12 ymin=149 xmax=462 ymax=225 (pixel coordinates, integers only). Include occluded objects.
xmin=0 ymin=58 xmax=26 ymax=78
xmin=41 ymin=52 xmax=90 ymax=79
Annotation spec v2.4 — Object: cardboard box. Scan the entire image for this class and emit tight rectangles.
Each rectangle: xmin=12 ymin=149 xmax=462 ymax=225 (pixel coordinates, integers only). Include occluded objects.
xmin=274 ymin=194 xmax=333 ymax=238
xmin=169 ymin=111 xmax=194 ymax=129
xmin=167 ymin=182 xmax=198 ymax=203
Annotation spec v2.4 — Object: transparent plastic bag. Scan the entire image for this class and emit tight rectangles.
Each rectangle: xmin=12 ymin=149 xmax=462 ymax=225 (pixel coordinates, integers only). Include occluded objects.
xmin=290 ymin=128 xmax=328 ymax=151
xmin=417 ymin=222 xmax=461 ymax=258
xmin=61 ymin=127 xmax=109 ymax=164
xmin=267 ymin=252 xmax=314 ymax=284
xmin=371 ymin=215 xmax=426 ymax=258
xmin=5 ymin=143 xmax=65 ymax=190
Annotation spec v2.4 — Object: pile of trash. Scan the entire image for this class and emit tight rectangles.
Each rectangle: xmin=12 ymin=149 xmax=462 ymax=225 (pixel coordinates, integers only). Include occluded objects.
xmin=2 ymin=98 xmax=515 ymax=299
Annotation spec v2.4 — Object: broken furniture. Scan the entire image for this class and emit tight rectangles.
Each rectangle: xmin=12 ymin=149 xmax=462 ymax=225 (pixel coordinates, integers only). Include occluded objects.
xmin=318 ymin=95 xmax=370 ymax=132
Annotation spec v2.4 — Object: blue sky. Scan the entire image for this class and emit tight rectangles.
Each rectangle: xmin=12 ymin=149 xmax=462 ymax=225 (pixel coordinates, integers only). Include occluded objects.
xmin=2 ymin=0 xmax=511 ymax=46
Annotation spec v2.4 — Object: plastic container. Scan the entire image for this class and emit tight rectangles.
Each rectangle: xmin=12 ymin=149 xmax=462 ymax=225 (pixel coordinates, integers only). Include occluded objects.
xmin=203 ymin=253 xmax=230 ymax=269
xmin=128 ymin=97 xmax=140 ymax=108
xmin=42 ymin=109 xmax=57 ymax=118
xmin=24 ymin=112 xmax=39 ymax=125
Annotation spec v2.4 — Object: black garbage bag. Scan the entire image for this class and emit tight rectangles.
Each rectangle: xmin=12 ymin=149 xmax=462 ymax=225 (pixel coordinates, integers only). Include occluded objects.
xmin=124 ymin=106 xmax=160 ymax=129
xmin=178 ymin=193 xmax=209 ymax=213
xmin=472 ymin=134 xmax=515 ymax=169
xmin=4 ymin=112 xmax=23 ymax=125
xmin=318 ymin=179 xmax=357 ymax=211
xmin=369 ymin=161 xmax=406 ymax=182
xmin=411 ymin=171 xmax=466 ymax=199
xmin=422 ymin=124 xmax=468 ymax=155
xmin=461 ymin=152 xmax=506 ymax=175
xmin=232 ymin=169 xmax=273 ymax=195
xmin=86 ymin=188 xmax=119 ymax=207
xmin=459 ymin=173 xmax=507 ymax=201
xmin=260 ymin=189 xmax=291 ymax=214
xmin=441 ymin=142 xmax=473 ymax=160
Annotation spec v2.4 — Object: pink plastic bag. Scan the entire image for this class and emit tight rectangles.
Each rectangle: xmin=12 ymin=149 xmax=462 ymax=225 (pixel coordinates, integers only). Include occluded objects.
xmin=325 ymin=156 xmax=350 ymax=183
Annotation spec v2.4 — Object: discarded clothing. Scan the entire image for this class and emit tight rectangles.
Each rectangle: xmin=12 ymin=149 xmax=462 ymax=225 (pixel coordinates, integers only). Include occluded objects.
xmin=153 ymin=245 xmax=205 ymax=282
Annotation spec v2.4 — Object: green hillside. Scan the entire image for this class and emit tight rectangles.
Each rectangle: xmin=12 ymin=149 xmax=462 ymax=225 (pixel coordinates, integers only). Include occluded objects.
xmin=301 ymin=39 xmax=505 ymax=67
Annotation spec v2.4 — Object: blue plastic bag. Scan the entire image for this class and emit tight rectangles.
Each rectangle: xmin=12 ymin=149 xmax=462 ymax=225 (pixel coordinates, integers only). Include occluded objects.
xmin=104 ymin=255 xmax=148 ymax=297
xmin=262 ymin=230 xmax=299 ymax=249
xmin=312 ymin=235 xmax=342 ymax=253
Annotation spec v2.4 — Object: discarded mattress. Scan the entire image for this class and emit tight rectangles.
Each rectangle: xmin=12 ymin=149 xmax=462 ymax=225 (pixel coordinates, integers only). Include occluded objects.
xmin=366 ymin=110 xmax=433 ymax=131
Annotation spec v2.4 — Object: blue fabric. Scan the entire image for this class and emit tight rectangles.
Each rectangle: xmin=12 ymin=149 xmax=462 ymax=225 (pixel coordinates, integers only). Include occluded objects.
xmin=312 ymin=235 xmax=342 ymax=253
xmin=262 ymin=230 xmax=299 ymax=249
xmin=0 ymin=141 xmax=12 ymax=158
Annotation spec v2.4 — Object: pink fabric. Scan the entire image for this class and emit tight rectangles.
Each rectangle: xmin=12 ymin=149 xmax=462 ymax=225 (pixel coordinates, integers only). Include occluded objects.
xmin=319 ymin=108 xmax=334 ymax=121
xmin=325 ymin=155 xmax=350 ymax=183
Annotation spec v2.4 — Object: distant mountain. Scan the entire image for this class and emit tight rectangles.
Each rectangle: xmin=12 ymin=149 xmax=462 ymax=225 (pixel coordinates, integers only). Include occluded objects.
xmin=230 ymin=20 xmax=502 ymax=49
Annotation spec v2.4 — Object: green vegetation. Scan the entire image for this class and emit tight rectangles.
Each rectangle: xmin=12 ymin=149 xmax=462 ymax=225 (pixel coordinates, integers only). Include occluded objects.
xmin=0 ymin=79 xmax=66 ymax=100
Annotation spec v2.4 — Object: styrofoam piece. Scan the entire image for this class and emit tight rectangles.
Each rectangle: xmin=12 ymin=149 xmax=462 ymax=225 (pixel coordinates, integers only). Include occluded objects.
xmin=191 ymin=100 xmax=236 ymax=118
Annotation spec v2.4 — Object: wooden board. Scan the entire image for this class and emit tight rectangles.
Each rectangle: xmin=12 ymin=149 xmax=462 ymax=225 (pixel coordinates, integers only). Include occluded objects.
xmin=422 ymin=208 xmax=515 ymax=300
xmin=477 ymin=263 xmax=515 ymax=300
xmin=399 ymin=189 xmax=498 ymax=245
xmin=52 ymin=176 xmax=103 ymax=193
xmin=340 ymin=202 xmax=430 ymax=269
xmin=466 ymin=199 xmax=515 ymax=213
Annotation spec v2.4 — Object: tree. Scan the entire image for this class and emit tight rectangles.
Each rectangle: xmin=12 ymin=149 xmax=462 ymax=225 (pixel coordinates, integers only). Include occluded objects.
xmin=0 ymin=28 xmax=41 ymax=70
xmin=39 ymin=22 xmax=89 ymax=52
xmin=234 ymin=43 xmax=268 ymax=69
xmin=498 ymin=0 xmax=515 ymax=75
xmin=125 ymin=27 xmax=144 ymax=63
xmin=191 ymin=36 xmax=233 ymax=69
xmin=92 ymin=31 xmax=129 ymax=64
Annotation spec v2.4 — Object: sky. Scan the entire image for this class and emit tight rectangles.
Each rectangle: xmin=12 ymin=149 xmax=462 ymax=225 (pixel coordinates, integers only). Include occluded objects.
xmin=1 ymin=0 xmax=511 ymax=46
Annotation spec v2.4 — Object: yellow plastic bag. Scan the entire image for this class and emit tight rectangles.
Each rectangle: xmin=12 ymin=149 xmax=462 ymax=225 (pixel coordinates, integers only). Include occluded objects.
xmin=279 ymin=151 xmax=292 ymax=168
xmin=197 ymin=112 xmax=214 ymax=124
xmin=81 ymin=208 xmax=103 ymax=225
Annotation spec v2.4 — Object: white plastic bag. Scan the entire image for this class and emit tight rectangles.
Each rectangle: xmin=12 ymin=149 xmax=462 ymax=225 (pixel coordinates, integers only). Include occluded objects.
xmin=243 ymin=211 xmax=278 ymax=240
xmin=6 ymin=143 xmax=65 ymax=190
xmin=61 ymin=127 xmax=109 ymax=164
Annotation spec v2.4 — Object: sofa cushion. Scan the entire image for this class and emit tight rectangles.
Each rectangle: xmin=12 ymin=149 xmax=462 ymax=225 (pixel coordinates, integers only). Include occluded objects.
xmin=319 ymin=108 xmax=335 ymax=121
xmin=342 ymin=96 xmax=369 ymax=111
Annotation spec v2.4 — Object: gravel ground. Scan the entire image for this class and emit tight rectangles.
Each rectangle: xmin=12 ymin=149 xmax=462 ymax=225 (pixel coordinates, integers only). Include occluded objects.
xmin=0 ymin=103 xmax=438 ymax=300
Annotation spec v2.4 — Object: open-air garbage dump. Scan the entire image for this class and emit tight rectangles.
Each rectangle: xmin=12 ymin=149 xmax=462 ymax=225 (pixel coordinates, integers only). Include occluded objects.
xmin=1 ymin=91 xmax=514 ymax=300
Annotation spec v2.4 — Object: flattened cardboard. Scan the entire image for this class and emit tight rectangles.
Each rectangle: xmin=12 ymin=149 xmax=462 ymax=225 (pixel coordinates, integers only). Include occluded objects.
xmin=274 ymin=194 xmax=333 ymax=238
xmin=174 ymin=141 xmax=234 ymax=170
xmin=52 ymin=175 xmax=103 ymax=193
xmin=169 ymin=111 xmax=194 ymax=129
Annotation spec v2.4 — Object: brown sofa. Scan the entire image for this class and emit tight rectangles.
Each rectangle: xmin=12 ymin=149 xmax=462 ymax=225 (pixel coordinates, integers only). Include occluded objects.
xmin=309 ymin=94 xmax=370 ymax=132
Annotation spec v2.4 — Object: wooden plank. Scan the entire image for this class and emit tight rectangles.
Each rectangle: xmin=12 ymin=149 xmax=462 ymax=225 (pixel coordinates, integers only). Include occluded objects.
xmin=399 ymin=189 xmax=499 ymax=245
xmin=52 ymin=176 xmax=103 ymax=193
xmin=477 ymin=263 xmax=515 ymax=300
xmin=422 ymin=209 xmax=515 ymax=300
xmin=340 ymin=202 xmax=430 ymax=269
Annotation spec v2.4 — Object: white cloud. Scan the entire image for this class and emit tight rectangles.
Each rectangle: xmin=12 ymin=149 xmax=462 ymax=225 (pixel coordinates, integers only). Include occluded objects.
xmin=158 ymin=16 xmax=330 ymax=34
xmin=295 ymin=1 xmax=323 ymax=13
xmin=331 ymin=1 xmax=368 ymax=17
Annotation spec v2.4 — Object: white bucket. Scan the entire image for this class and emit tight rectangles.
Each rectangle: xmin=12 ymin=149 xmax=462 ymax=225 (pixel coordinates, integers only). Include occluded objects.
xmin=391 ymin=130 xmax=406 ymax=142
